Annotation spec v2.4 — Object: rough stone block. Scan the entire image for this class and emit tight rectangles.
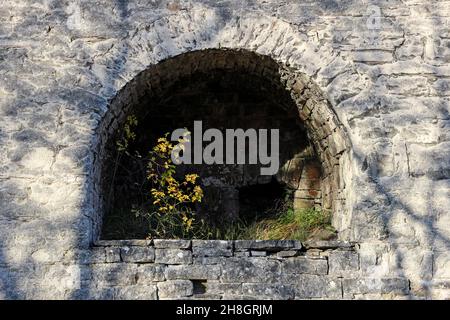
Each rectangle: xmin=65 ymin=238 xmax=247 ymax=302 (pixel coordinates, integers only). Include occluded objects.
xmin=282 ymin=257 xmax=328 ymax=275
xmin=295 ymin=189 xmax=321 ymax=199
xmin=234 ymin=251 xmax=251 ymax=257
xmin=153 ymin=239 xmax=191 ymax=249
xmin=120 ymin=246 xmax=155 ymax=263
xmin=192 ymin=240 xmax=233 ymax=257
xmin=303 ymin=240 xmax=353 ymax=249
xmin=328 ymin=251 xmax=359 ymax=276
xmin=221 ymin=258 xmax=281 ymax=283
xmin=277 ymin=250 xmax=300 ymax=258
xmin=234 ymin=240 xmax=302 ymax=251
xmin=105 ymin=247 xmax=121 ymax=263
xmin=165 ymin=264 xmax=221 ymax=280
xmin=89 ymin=264 xmax=138 ymax=287
xmin=157 ymin=280 xmax=193 ymax=298
xmin=282 ymin=274 xmax=342 ymax=299
xmin=297 ymin=179 xmax=321 ymax=191
xmin=242 ymin=283 xmax=295 ymax=300
xmin=71 ymin=248 xmax=106 ymax=264
xmin=155 ymin=249 xmax=192 ymax=265
xmin=114 ymin=285 xmax=158 ymax=300
xmin=250 ymin=251 xmax=267 ymax=257
xmin=136 ymin=264 xmax=166 ymax=284
xmin=294 ymin=198 xmax=315 ymax=209
xmin=343 ymin=278 xmax=410 ymax=297
xmin=205 ymin=281 xmax=242 ymax=295
xmin=73 ymin=287 xmax=116 ymax=300
xmin=194 ymin=256 xmax=224 ymax=265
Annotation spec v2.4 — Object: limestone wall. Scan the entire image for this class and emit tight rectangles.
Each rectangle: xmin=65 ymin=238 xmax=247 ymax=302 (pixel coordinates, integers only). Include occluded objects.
xmin=0 ymin=0 xmax=449 ymax=299
xmin=72 ymin=240 xmax=409 ymax=300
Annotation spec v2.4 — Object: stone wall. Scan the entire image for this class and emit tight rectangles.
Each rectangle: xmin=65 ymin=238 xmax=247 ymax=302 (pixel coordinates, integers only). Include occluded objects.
xmin=72 ymin=239 xmax=410 ymax=300
xmin=0 ymin=0 xmax=449 ymax=299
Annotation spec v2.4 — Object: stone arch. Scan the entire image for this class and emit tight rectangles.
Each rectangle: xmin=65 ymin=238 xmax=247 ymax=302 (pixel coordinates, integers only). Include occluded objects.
xmin=92 ymin=48 xmax=351 ymax=240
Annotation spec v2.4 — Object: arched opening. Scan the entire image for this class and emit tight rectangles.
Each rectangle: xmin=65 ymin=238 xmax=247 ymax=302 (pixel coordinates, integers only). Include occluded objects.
xmin=94 ymin=49 xmax=349 ymax=240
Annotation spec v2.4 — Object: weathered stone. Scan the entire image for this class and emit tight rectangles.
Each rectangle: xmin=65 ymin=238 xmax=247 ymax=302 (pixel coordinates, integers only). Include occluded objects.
xmin=343 ymin=278 xmax=410 ymax=297
xmin=242 ymin=283 xmax=295 ymax=300
xmin=70 ymin=248 xmax=106 ymax=264
xmin=155 ymin=249 xmax=192 ymax=265
xmin=205 ymin=281 xmax=242 ymax=295
xmin=105 ymin=247 xmax=121 ymax=263
xmin=295 ymin=189 xmax=321 ymax=199
xmin=120 ymin=246 xmax=155 ymax=263
xmin=88 ymin=264 xmax=138 ymax=287
xmin=136 ymin=264 xmax=166 ymax=284
xmin=282 ymin=274 xmax=342 ymax=299
xmin=282 ymin=257 xmax=328 ymax=275
xmin=192 ymin=240 xmax=233 ymax=257
xmin=294 ymin=198 xmax=316 ymax=209
xmin=303 ymin=240 xmax=354 ymax=250
xmin=221 ymin=258 xmax=281 ymax=283
xmin=328 ymin=251 xmax=360 ymax=276
xmin=234 ymin=240 xmax=302 ymax=251
xmin=73 ymin=287 xmax=116 ymax=300
xmin=153 ymin=239 xmax=191 ymax=249
xmin=234 ymin=251 xmax=251 ymax=257
xmin=193 ymin=256 xmax=224 ymax=265
xmin=277 ymin=250 xmax=300 ymax=258
xmin=250 ymin=251 xmax=267 ymax=257
xmin=165 ymin=265 xmax=221 ymax=280
xmin=157 ymin=280 xmax=193 ymax=298
xmin=114 ymin=285 xmax=158 ymax=300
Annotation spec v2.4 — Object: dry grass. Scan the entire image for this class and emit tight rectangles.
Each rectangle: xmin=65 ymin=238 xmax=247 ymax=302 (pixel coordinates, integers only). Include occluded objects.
xmin=235 ymin=207 xmax=335 ymax=241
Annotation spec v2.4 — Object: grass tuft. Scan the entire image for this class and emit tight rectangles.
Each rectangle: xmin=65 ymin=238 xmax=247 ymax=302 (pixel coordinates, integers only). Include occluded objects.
xmin=228 ymin=207 xmax=335 ymax=241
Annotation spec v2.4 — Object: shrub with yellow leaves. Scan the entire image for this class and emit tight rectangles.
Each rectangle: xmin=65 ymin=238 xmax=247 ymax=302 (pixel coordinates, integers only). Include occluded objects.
xmin=136 ymin=134 xmax=207 ymax=239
